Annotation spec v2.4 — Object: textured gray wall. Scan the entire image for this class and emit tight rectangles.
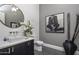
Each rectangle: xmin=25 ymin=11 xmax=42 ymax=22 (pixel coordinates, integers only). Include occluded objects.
xmin=39 ymin=4 xmax=79 ymax=52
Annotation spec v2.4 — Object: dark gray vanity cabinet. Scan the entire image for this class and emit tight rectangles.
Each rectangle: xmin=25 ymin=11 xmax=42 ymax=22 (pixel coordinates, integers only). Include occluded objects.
xmin=12 ymin=40 xmax=34 ymax=55
xmin=0 ymin=40 xmax=34 ymax=55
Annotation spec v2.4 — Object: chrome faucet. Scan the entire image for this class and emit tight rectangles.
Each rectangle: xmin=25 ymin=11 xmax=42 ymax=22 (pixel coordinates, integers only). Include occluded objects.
xmin=9 ymin=31 xmax=18 ymax=36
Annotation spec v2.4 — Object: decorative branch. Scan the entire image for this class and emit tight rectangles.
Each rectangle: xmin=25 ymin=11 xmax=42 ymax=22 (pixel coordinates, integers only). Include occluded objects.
xmin=72 ymin=15 xmax=79 ymax=42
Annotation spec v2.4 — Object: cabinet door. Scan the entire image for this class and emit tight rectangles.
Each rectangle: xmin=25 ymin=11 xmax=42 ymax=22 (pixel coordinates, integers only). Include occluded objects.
xmin=12 ymin=40 xmax=34 ymax=55
xmin=25 ymin=40 xmax=34 ymax=55
xmin=12 ymin=42 xmax=27 ymax=55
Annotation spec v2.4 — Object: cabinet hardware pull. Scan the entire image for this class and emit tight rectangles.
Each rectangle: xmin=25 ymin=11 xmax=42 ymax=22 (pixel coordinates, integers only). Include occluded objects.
xmin=8 ymin=48 xmax=10 ymax=54
xmin=12 ymin=47 xmax=14 ymax=52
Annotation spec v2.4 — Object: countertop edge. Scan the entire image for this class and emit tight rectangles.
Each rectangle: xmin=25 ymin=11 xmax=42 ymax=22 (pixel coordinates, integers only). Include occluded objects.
xmin=0 ymin=37 xmax=34 ymax=49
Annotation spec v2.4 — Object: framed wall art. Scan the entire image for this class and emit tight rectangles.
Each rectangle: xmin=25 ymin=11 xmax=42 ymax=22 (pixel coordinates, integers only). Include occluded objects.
xmin=45 ymin=12 xmax=64 ymax=33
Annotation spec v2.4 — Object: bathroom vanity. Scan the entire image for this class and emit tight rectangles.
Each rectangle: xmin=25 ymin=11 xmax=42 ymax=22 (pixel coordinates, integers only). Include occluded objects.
xmin=0 ymin=38 xmax=34 ymax=55
xmin=0 ymin=4 xmax=34 ymax=55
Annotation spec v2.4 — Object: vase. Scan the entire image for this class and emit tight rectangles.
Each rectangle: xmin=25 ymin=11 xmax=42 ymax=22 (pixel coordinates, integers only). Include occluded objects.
xmin=63 ymin=40 xmax=77 ymax=55
xmin=24 ymin=31 xmax=31 ymax=37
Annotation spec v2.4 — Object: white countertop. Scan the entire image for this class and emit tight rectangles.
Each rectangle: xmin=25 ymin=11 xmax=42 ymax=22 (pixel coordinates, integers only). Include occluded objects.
xmin=0 ymin=37 xmax=34 ymax=49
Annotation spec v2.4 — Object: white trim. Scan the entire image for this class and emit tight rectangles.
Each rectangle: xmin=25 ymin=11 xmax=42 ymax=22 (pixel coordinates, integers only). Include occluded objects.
xmin=43 ymin=43 xmax=64 ymax=52
xmin=43 ymin=42 xmax=79 ymax=55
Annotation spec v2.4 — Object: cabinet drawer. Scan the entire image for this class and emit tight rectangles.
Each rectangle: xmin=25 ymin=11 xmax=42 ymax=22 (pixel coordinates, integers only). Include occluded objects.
xmin=0 ymin=48 xmax=11 ymax=55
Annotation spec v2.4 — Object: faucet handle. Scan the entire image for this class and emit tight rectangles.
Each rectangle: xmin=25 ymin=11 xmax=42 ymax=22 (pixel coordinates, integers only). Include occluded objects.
xmin=9 ymin=32 xmax=12 ymax=34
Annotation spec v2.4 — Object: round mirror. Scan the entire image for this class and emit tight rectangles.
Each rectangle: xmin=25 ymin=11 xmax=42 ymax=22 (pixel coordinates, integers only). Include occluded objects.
xmin=0 ymin=4 xmax=24 ymax=28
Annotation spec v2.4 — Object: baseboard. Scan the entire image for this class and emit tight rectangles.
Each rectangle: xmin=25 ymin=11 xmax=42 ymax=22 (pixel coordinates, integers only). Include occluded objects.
xmin=43 ymin=42 xmax=79 ymax=55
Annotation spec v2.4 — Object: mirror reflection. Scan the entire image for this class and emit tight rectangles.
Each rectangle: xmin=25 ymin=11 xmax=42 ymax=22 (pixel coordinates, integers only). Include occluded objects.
xmin=0 ymin=4 xmax=24 ymax=28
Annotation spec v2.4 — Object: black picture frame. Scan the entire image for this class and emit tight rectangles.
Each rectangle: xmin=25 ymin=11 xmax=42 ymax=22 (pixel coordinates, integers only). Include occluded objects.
xmin=45 ymin=12 xmax=64 ymax=33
